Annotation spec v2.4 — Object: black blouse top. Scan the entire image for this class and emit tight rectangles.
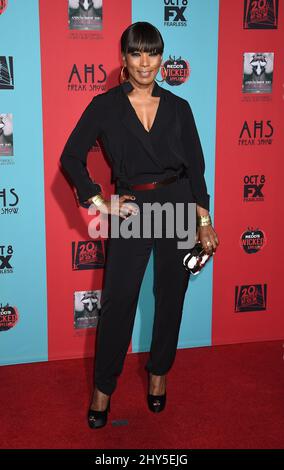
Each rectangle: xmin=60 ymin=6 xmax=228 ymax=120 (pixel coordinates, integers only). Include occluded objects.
xmin=60 ymin=80 xmax=210 ymax=211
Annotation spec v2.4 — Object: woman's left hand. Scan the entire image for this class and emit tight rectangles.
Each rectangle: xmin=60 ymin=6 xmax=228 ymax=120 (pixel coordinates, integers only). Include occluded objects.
xmin=196 ymin=225 xmax=219 ymax=255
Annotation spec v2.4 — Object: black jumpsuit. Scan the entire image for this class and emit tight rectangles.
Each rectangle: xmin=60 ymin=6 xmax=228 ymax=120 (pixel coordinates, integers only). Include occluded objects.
xmin=60 ymin=80 xmax=210 ymax=395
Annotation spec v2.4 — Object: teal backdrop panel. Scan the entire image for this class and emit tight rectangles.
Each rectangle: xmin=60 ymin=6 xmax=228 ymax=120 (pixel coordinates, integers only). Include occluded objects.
xmin=0 ymin=0 xmax=48 ymax=365
xmin=131 ymin=0 xmax=219 ymax=352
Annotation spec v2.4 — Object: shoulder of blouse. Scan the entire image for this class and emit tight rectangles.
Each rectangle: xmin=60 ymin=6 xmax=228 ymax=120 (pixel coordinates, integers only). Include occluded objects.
xmin=87 ymin=84 xmax=124 ymax=118
xmin=161 ymin=88 xmax=192 ymax=114
xmin=172 ymin=94 xmax=195 ymax=123
xmin=160 ymin=87 xmax=188 ymax=103
xmin=93 ymin=84 xmax=122 ymax=102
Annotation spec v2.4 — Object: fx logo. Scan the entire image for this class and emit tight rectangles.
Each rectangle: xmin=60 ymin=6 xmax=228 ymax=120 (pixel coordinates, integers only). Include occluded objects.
xmin=164 ymin=0 xmax=187 ymax=22
xmin=0 ymin=246 xmax=13 ymax=270
xmin=243 ymin=175 xmax=265 ymax=199
xmin=244 ymin=185 xmax=264 ymax=198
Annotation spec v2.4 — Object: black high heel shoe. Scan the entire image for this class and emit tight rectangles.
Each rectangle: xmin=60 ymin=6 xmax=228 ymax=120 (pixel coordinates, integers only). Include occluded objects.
xmin=147 ymin=373 xmax=167 ymax=413
xmin=88 ymin=396 xmax=111 ymax=429
xmin=147 ymin=392 xmax=167 ymax=413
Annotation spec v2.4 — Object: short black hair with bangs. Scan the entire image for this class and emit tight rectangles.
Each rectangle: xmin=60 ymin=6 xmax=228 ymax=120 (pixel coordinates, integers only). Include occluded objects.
xmin=120 ymin=21 xmax=164 ymax=55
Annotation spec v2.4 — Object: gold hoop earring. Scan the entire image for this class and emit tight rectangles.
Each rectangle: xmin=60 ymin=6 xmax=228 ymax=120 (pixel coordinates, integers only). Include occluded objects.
xmin=155 ymin=76 xmax=165 ymax=83
xmin=120 ymin=66 xmax=128 ymax=83
xmin=155 ymin=65 xmax=166 ymax=83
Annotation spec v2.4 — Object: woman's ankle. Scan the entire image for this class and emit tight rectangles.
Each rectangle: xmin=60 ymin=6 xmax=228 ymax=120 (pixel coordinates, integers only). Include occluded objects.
xmin=91 ymin=387 xmax=110 ymax=411
xmin=149 ymin=373 xmax=167 ymax=395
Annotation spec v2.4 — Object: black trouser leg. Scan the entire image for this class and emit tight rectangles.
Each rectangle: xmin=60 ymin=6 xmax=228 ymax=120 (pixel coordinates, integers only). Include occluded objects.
xmin=145 ymin=235 xmax=191 ymax=375
xmin=94 ymin=232 xmax=153 ymax=395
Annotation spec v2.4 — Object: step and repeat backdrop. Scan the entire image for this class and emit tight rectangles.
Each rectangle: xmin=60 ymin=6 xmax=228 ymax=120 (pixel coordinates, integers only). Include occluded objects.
xmin=1 ymin=0 xmax=283 ymax=365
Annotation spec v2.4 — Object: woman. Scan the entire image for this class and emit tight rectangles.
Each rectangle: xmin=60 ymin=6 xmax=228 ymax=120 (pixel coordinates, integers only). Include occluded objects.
xmin=60 ymin=21 xmax=219 ymax=429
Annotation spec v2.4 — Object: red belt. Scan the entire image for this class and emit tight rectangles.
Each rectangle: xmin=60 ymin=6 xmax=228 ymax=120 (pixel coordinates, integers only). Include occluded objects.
xmin=128 ymin=174 xmax=180 ymax=191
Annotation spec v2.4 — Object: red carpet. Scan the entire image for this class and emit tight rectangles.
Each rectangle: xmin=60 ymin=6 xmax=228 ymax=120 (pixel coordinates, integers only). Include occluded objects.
xmin=1 ymin=340 xmax=284 ymax=449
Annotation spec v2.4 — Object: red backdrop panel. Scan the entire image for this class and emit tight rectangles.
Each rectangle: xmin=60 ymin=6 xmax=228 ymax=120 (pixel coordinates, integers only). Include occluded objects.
xmin=39 ymin=0 xmax=132 ymax=360
xmin=212 ymin=0 xmax=283 ymax=344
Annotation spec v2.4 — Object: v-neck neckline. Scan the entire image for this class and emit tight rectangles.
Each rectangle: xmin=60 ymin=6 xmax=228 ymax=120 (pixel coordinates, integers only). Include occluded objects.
xmin=126 ymin=94 xmax=162 ymax=134
xmin=121 ymin=80 xmax=163 ymax=134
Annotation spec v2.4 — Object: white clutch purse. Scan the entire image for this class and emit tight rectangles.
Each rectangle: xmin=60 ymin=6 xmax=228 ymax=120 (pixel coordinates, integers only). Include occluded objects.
xmin=183 ymin=241 xmax=214 ymax=275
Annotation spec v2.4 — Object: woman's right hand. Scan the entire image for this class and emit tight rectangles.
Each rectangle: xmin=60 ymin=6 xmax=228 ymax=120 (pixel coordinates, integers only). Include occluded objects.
xmin=88 ymin=194 xmax=139 ymax=219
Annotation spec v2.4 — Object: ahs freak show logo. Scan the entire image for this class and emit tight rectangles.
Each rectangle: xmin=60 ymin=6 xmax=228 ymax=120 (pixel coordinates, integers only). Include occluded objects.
xmin=0 ymin=56 xmax=14 ymax=90
xmin=240 ymin=227 xmax=267 ymax=254
xmin=0 ymin=303 xmax=19 ymax=332
xmin=0 ymin=0 xmax=8 ymax=16
xmin=68 ymin=63 xmax=107 ymax=92
xmin=243 ymin=175 xmax=265 ymax=202
xmin=161 ymin=56 xmax=190 ymax=86
xmin=244 ymin=0 xmax=278 ymax=29
xmin=0 ymin=187 xmax=19 ymax=214
xmin=72 ymin=240 xmax=105 ymax=270
xmin=164 ymin=0 xmax=188 ymax=27
xmin=235 ymin=284 xmax=267 ymax=312
xmin=0 ymin=245 xmax=14 ymax=274
xmin=239 ymin=120 xmax=273 ymax=146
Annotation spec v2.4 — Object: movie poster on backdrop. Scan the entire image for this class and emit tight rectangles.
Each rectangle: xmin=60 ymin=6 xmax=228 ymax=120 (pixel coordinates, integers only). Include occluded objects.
xmin=0 ymin=113 xmax=13 ymax=157
xmin=242 ymin=52 xmax=274 ymax=94
xmin=74 ymin=290 xmax=101 ymax=329
xmin=68 ymin=0 xmax=103 ymax=30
